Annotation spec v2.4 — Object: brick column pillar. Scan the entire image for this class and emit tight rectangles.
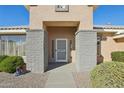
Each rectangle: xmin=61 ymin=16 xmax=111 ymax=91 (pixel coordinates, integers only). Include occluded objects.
xmin=75 ymin=30 xmax=97 ymax=72
xmin=26 ymin=29 xmax=48 ymax=73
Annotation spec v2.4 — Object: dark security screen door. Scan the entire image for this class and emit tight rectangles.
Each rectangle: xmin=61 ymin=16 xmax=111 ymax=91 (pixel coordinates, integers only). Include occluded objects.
xmin=56 ymin=39 xmax=67 ymax=62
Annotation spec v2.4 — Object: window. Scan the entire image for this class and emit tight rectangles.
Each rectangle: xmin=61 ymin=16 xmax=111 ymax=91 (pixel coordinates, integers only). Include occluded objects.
xmin=0 ymin=35 xmax=26 ymax=56
xmin=55 ymin=5 xmax=69 ymax=12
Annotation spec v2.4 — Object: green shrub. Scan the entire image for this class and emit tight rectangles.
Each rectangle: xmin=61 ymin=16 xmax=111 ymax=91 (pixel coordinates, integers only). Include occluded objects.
xmin=90 ymin=62 xmax=124 ymax=88
xmin=0 ymin=55 xmax=8 ymax=62
xmin=15 ymin=56 xmax=25 ymax=67
xmin=111 ymin=51 xmax=124 ymax=62
xmin=0 ymin=56 xmax=25 ymax=73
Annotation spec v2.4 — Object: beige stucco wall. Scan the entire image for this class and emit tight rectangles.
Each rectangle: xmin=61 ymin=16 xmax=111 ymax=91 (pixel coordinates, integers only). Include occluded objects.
xmin=101 ymin=33 xmax=124 ymax=61
xmin=47 ymin=27 xmax=76 ymax=62
xmin=30 ymin=5 xmax=93 ymax=30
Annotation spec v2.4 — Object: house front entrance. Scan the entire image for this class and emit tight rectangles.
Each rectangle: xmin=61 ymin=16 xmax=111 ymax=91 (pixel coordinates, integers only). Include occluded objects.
xmin=46 ymin=25 xmax=77 ymax=63
xmin=26 ymin=21 xmax=97 ymax=73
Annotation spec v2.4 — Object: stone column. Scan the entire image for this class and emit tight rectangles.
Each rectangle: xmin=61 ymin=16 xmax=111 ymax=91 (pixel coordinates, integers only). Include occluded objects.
xmin=26 ymin=29 xmax=48 ymax=73
xmin=75 ymin=30 xmax=97 ymax=72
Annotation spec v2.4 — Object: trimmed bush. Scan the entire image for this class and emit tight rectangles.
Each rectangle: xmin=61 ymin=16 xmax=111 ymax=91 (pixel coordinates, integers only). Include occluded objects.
xmin=90 ymin=62 xmax=124 ymax=88
xmin=15 ymin=56 xmax=25 ymax=67
xmin=0 ymin=56 xmax=25 ymax=73
xmin=0 ymin=55 xmax=8 ymax=62
xmin=111 ymin=51 xmax=124 ymax=62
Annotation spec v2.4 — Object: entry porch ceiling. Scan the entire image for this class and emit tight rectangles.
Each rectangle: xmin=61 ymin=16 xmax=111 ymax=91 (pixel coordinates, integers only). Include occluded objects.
xmin=43 ymin=21 xmax=80 ymax=27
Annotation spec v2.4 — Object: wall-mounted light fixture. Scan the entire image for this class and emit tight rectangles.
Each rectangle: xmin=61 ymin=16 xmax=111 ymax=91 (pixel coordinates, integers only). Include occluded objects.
xmin=55 ymin=5 xmax=69 ymax=12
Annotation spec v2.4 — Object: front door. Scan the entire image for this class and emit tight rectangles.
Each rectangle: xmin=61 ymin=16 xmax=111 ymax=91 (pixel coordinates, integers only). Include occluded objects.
xmin=55 ymin=39 xmax=67 ymax=62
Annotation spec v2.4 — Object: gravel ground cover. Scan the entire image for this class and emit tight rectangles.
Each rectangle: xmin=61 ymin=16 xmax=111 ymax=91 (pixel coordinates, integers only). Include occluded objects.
xmin=0 ymin=72 xmax=48 ymax=88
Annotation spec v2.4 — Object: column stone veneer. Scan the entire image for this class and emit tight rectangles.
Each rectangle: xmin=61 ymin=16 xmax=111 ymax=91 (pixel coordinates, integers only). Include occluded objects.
xmin=26 ymin=29 xmax=48 ymax=73
xmin=75 ymin=30 xmax=97 ymax=72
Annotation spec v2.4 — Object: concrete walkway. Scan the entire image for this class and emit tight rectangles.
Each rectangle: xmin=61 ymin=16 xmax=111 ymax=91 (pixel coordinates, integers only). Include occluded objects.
xmin=45 ymin=72 xmax=76 ymax=88
xmin=45 ymin=63 xmax=77 ymax=88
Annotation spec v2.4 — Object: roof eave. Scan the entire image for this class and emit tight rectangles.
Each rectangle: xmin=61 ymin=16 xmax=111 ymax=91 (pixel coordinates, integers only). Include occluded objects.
xmin=25 ymin=5 xmax=99 ymax=11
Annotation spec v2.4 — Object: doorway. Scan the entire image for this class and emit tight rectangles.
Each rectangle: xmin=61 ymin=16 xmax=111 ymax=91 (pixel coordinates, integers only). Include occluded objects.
xmin=55 ymin=38 xmax=68 ymax=62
